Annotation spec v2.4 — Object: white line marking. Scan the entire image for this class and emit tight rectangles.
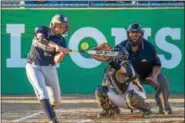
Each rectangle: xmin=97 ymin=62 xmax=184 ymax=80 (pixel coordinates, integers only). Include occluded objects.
xmin=10 ymin=108 xmax=184 ymax=122
xmin=11 ymin=111 xmax=42 ymax=123
xmin=62 ymin=119 xmax=93 ymax=123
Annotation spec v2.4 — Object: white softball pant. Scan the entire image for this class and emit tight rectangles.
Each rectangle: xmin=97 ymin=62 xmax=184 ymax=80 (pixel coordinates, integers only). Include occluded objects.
xmin=26 ymin=63 xmax=61 ymax=105
xmin=107 ymin=82 xmax=146 ymax=109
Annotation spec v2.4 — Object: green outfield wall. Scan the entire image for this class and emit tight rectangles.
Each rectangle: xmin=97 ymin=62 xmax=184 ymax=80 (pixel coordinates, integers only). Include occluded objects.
xmin=1 ymin=8 xmax=184 ymax=94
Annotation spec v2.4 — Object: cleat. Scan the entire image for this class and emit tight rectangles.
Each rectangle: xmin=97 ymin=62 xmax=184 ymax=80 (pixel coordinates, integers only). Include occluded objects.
xmin=97 ymin=108 xmax=120 ymax=118
xmin=49 ymin=117 xmax=59 ymax=123
xmin=97 ymin=110 xmax=109 ymax=118
xmin=159 ymin=109 xmax=172 ymax=115
xmin=143 ymin=110 xmax=152 ymax=118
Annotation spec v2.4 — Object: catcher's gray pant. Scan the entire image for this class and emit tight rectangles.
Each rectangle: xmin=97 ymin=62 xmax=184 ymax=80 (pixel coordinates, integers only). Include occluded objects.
xmin=26 ymin=63 xmax=61 ymax=105
xmin=140 ymin=72 xmax=171 ymax=112
xmin=106 ymin=82 xmax=146 ymax=109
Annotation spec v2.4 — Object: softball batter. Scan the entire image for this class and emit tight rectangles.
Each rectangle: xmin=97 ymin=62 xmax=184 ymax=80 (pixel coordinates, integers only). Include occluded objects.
xmin=26 ymin=14 xmax=69 ymax=123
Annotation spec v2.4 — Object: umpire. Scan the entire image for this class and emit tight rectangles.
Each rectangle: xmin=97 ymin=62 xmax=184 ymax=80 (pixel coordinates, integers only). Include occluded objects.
xmin=118 ymin=23 xmax=172 ymax=115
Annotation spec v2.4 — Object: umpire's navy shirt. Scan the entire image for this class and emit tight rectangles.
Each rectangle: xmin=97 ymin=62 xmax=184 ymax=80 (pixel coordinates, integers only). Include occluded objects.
xmin=27 ymin=26 xmax=66 ymax=66
xmin=118 ymin=39 xmax=161 ymax=79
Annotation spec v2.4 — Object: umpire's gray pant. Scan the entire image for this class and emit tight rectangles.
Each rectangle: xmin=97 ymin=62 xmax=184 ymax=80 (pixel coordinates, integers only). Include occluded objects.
xmin=26 ymin=63 xmax=61 ymax=105
xmin=140 ymin=72 xmax=171 ymax=112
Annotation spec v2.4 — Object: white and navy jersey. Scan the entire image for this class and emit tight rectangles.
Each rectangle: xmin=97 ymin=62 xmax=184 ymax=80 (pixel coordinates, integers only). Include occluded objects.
xmin=27 ymin=26 xmax=66 ymax=66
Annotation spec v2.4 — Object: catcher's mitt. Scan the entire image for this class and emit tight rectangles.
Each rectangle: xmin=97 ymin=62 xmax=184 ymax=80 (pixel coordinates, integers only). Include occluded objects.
xmin=91 ymin=43 xmax=112 ymax=61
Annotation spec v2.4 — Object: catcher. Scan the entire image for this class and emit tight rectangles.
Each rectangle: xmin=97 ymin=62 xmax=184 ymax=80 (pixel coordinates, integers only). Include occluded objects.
xmin=91 ymin=43 xmax=152 ymax=118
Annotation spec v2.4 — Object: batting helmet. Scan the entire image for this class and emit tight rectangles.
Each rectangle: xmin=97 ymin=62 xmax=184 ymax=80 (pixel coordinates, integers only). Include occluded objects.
xmin=50 ymin=14 xmax=68 ymax=34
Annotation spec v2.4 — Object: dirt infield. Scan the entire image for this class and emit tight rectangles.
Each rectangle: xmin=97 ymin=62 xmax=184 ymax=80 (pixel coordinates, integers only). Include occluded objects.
xmin=1 ymin=94 xmax=184 ymax=123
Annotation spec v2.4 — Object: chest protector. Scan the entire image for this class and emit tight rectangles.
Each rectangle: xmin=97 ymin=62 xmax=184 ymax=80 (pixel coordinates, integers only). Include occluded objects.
xmin=106 ymin=61 xmax=137 ymax=95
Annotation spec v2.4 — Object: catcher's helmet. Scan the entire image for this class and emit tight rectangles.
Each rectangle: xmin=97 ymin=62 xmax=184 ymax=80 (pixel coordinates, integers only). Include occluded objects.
xmin=50 ymin=14 xmax=68 ymax=34
xmin=127 ymin=23 xmax=144 ymax=46
xmin=113 ymin=45 xmax=129 ymax=61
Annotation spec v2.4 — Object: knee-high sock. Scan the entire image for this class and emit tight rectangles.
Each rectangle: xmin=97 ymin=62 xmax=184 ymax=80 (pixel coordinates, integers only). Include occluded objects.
xmin=40 ymin=99 xmax=55 ymax=120
xmin=51 ymin=104 xmax=56 ymax=116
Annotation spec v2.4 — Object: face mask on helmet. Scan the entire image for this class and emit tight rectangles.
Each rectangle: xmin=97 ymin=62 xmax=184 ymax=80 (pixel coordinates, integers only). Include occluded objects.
xmin=127 ymin=23 xmax=144 ymax=46
xmin=50 ymin=14 xmax=69 ymax=35
xmin=113 ymin=45 xmax=129 ymax=62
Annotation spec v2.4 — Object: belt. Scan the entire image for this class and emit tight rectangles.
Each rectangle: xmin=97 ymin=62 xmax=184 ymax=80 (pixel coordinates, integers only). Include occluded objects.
xmin=27 ymin=61 xmax=54 ymax=66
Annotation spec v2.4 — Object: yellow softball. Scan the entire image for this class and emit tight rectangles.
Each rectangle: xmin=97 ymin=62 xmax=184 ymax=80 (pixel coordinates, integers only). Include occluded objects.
xmin=81 ymin=42 xmax=89 ymax=50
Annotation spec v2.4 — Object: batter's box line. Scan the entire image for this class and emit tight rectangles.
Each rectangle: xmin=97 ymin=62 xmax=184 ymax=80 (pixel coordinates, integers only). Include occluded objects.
xmin=10 ymin=111 xmax=43 ymax=123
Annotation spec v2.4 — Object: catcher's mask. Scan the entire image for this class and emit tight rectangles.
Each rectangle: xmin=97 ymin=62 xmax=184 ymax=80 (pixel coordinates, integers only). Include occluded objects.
xmin=127 ymin=23 xmax=144 ymax=47
xmin=113 ymin=45 xmax=129 ymax=62
xmin=50 ymin=14 xmax=69 ymax=35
